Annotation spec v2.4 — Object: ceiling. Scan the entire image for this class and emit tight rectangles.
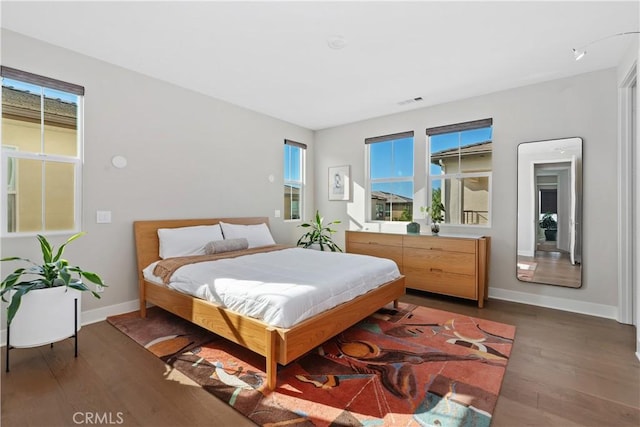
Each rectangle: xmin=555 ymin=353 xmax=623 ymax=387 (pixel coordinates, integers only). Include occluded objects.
xmin=1 ymin=1 xmax=638 ymax=130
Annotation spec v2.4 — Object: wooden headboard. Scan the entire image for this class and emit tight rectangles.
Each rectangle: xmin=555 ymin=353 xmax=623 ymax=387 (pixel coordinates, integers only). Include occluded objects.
xmin=133 ymin=217 xmax=270 ymax=276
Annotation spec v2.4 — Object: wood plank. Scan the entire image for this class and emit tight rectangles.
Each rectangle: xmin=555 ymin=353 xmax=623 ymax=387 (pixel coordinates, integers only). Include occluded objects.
xmin=1 ymin=322 xmax=255 ymax=427
xmin=346 ymin=242 xmax=403 ymax=269
xmin=146 ymin=275 xmax=405 ymax=367
xmin=145 ymin=280 xmax=274 ymax=357
xmin=345 ymin=230 xmax=403 ymax=247
xmin=403 ymin=249 xmax=476 ymax=275
xmin=403 ymin=270 xmax=477 ymax=299
xmin=478 ymin=237 xmax=489 ymax=307
xmin=403 ymin=234 xmax=477 ymax=252
xmin=266 ymin=327 xmax=277 ymax=389
xmin=281 ymin=277 xmax=405 ymax=361
xmin=2 ymin=294 xmax=638 ymax=427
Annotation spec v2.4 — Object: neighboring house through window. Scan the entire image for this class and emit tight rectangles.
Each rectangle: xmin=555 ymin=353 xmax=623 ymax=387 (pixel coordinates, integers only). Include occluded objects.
xmin=1 ymin=66 xmax=84 ymax=235
xmin=426 ymin=118 xmax=492 ymax=226
xmin=284 ymin=139 xmax=305 ymax=220
xmin=366 ymin=131 xmax=414 ymax=221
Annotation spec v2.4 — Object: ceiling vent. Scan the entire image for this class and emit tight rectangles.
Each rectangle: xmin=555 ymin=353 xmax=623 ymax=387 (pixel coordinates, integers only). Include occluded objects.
xmin=327 ymin=35 xmax=347 ymax=50
xmin=397 ymin=97 xmax=423 ymax=106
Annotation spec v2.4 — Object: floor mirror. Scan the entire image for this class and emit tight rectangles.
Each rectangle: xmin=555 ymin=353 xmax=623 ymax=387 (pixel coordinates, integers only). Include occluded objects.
xmin=516 ymin=137 xmax=582 ymax=288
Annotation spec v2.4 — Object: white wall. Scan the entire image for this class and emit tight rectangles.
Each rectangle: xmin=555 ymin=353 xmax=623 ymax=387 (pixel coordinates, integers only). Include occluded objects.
xmin=315 ymin=69 xmax=619 ymax=318
xmin=0 ymin=30 xmax=314 ymax=320
xmin=615 ymin=39 xmax=638 ymax=357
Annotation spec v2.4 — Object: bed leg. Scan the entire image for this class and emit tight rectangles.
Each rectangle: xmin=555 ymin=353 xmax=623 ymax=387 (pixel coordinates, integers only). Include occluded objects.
xmin=266 ymin=327 xmax=277 ymax=390
xmin=393 ymin=299 xmax=399 ymax=309
xmin=139 ymin=281 xmax=147 ymax=318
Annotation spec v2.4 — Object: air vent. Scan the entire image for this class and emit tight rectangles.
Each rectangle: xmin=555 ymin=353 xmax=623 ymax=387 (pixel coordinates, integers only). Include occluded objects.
xmin=327 ymin=35 xmax=347 ymax=50
xmin=397 ymin=97 xmax=423 ymax=106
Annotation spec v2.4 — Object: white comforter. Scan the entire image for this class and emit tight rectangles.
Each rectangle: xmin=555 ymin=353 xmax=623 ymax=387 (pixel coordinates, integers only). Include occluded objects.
xmin=143 ymin=247 xmax=401 ymax=328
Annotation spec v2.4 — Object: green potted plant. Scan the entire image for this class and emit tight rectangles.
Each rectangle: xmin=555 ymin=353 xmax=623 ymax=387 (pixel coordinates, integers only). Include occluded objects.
xmin=1 ymin=232 xmax=105 ymax=348
xmin=539 ymin=212 xmax=558 ymax=241
xmin=421 ymin=202 xmax=445 ymax=235
xmin=296 ymin=210 xmax=343 ymax=252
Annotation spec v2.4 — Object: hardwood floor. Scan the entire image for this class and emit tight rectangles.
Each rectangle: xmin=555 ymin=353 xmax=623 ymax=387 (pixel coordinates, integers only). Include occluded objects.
xmin=2 ymin=292 xmax=639 ymax=426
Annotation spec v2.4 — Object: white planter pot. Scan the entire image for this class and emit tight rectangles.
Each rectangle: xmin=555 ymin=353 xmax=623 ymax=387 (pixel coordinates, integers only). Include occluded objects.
xmin=9 ymin=287 xmax=81 ymax=348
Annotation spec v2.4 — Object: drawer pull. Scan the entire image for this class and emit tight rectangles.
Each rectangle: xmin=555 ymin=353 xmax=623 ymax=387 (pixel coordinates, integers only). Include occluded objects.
xmin=430 ymin=247 xmax=443 ymax=251
xmin=430 ymin=268 xmax=443 ymax=273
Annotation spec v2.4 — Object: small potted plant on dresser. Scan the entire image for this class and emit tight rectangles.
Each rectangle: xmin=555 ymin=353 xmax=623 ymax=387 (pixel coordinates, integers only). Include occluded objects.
xmin=296 ymin=210 xmax=343 ymax=252
xmin=0 ymin=232 xmax=105 ymax=371
xmin=421 ymin=203 xmax=446 ymax=235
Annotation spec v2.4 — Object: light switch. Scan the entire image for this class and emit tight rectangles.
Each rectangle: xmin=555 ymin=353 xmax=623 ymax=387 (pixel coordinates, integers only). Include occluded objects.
xmin=96 ymin=210 xmax=112 ymax=224
xmin=274 ymin=210 xmax=281 ymax=218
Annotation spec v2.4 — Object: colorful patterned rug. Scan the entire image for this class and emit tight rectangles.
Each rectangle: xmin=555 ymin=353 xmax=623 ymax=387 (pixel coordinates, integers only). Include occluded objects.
xmin=107 ymin=304 xmax=515 ymax=426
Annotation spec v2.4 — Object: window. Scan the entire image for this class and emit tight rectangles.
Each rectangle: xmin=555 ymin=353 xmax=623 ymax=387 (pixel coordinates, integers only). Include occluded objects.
xmin=366 ymin=131 xmax=414 ymax=221
xmin=427 ymin=118 xmax=492 ymax=226
xmin=283 ymin=139 xmax=305 ymax=220
xmin=1 ymin=66 xmax=84 ymax=235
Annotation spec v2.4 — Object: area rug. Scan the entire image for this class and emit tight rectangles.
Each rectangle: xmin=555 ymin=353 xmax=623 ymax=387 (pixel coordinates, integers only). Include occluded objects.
xmin=107 ymin=304 xmax=515 ymax=426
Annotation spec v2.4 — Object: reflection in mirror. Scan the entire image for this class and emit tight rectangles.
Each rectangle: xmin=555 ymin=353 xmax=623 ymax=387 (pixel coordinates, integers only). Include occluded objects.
xmin=517 ymin=137 xmax=582 ymax=288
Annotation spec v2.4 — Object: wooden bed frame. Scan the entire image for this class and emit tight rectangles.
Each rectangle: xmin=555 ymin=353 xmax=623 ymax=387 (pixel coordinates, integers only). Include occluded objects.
xmin=133 ymin=217 xmax=405 ymax=390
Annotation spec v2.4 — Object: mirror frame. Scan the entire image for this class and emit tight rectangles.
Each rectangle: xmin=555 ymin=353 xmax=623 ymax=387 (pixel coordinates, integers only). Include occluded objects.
xmin=516 ymin=137 xmax=583 ymax=288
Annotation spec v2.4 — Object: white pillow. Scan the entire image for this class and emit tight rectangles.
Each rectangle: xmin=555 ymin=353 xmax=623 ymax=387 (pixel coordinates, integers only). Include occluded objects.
xmin=158 ymin=224 xmax=224 ymax=259
xmin=219 ymin=222 xmax=276 ymax=248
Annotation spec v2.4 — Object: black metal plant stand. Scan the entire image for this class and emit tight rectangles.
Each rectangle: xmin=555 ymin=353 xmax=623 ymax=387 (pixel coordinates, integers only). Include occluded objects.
xmin=5 ymin=297 xmax=78 ymax=372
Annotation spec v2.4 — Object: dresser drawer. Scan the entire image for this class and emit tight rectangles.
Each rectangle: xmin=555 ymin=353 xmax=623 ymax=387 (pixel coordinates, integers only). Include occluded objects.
xmin=344 ymin=230 xmax=489 ymax=307
xmin=347 ymin=231 xmax=403 ymax=247
xmin=403 ymin=235 xmax=476 ymax=253
xmin=404 ymin=268 xmax=477 ymax=299
xmin=403 ymin=249 xmax=476 ymax=276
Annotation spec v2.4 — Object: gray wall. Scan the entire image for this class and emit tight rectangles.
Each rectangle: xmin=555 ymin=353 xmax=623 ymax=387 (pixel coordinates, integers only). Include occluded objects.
xmin=0 ymin=30 xmax=314 ymax=316
xmin=314 ymin=69 xmax=619 ymax=317
xmin=0 ymin=29 xmax=626 ymax=322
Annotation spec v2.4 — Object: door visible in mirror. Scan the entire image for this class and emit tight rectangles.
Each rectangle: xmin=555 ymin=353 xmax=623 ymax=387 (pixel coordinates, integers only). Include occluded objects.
xmin=516 ymin=137 xmax=582 ymax=288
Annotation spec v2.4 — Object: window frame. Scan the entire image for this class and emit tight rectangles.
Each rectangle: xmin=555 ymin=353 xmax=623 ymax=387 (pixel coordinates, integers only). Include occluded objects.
xmin=1 ymin=67 xmax=84 ymax=237
xmin=426 ymin=118 xmax=493 ymax=228
xmin=283 ymin=139 xmax=306 ymax=222
xmin=365 ymin=131 xmax=415 ymax=222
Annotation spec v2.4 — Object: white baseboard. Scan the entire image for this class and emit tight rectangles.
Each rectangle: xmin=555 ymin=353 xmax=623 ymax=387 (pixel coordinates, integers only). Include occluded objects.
xmin=0 ymin=299 xmax=140 ymax=347
xmin=489 ymin=288 xmax=618 ymax=320
xmin=80 ymin=299 xmax=140 ymax=326
xmin=517 ymin=250 xmax=535 ymax=257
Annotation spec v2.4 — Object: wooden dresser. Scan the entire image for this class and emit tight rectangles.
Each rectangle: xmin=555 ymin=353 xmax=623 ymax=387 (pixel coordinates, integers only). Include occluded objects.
xmin=346 ymin=230 xmax=490 ymax=308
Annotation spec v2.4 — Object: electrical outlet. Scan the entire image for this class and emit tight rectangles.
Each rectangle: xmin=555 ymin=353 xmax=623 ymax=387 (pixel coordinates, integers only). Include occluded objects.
xmin=96 ymin=284 xmax=105 ymax=293
xmin=96 ymin=210 xmax=112 ymax=224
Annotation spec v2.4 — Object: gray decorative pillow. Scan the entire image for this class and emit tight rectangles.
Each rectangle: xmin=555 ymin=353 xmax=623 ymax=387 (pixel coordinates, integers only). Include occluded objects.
xmin=204 ymin=238 xmax=249 ymax=255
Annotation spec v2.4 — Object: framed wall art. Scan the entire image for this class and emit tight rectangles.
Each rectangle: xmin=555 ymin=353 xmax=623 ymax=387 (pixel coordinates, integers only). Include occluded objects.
xmin=328 ymin=165 xmax=350 ymax=201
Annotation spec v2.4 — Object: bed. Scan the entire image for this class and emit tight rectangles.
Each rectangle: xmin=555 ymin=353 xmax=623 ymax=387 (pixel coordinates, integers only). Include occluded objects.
xmin=133 ymin=217 xmax=405 ymax=390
